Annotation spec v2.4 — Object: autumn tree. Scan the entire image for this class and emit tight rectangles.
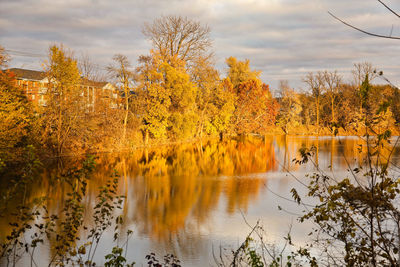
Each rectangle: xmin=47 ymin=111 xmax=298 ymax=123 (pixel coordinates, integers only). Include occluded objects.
xmin=208 ymin=79 xmax=236 ymax=138
xmin=191 ymin=57 xmax=235 ymax=137
xmin=135 ymin=53 xmax=172 ymax=143
xmin=107 ymin=54 xmax=135 ymax=144
xmin=164 ymin=57 xmax=198 ymax=139
xmin=276 ymin=80 xmax=302 ymax=134
xmin=0 ymin=47 xmax=33 ymax=166
xmin=235 ymin=79 xmax=278 ymax=134
xmin=142 ymin=15 xmax=212 ymax=65
xmin=0 ymin=46 xmax=9 ymax=67
xmin=225 ymin=56 xmax=261 ymax=88
xmin=303 ymin=72 xmax=324 ymax=134
xmin=226 ymin=57 xmax=278 ymax=135
xmin=292 ymin=79 xmax=400 ymax=266
xmin=335 ymin=83 xmax=359 ymax=128
xmin=41 ymin=45 xmax=83 ymax=156
xmin=352 ymin=62 xmax=377 ymax=115
xmin=142 ymin=15 xmax=237 ymax=140
xmin=323 ymin=70 xmax=342 ymax=124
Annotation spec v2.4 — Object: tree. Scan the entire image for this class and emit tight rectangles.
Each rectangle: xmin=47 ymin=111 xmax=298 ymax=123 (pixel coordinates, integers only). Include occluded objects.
xmin=41 ymin=45 xmax=83 ymax=156
xmin=323 ymin=70 xmax=342 ymax=124
xmin=303 ymin=72 xmax=324 ymax=134
xmin=225 ymin=57 xmax=261 ymax=88
xmin=78 ymin=52 xmax=105 ymax=82
xmin=0 ymin=46 xmax=10 ymax=67
xmin=135 ymin=52 xmax=172 ymax=143
xmin=291 ymin=75 xmax=400 ymax=266
xmin=107 ymin=54 xmax=135 ymax=145
xmin=164 ymin=57 xmax=198 ymax=139
xmin=0 ymin=47 xmax=33 ymax=165
xmin=226 ymin=57 xmax=278 ymax=135
xmin=276 ymin=80 xmax=302 ymax=134
xmin=190 ymin=57 xmax=235 ymax=137
xmin=351 ymin=62 xmax=378 ymax=117
xmin=142 ymin=16 xmax=212 ymax=65
xmin=234 ymin=79 xmax=278 ymax=134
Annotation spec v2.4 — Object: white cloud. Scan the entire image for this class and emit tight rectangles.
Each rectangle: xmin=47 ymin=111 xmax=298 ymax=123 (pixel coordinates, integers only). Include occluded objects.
xmin=2 ymin=0 xmax=400 ymax=89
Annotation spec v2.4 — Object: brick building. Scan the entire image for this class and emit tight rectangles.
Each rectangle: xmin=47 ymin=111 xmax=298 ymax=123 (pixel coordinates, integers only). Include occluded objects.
xmin=8 ymin=68 xmax=119 ymax=110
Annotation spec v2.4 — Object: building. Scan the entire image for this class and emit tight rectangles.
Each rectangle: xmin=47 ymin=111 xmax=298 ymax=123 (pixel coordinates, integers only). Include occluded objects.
xmin=8 ymin=68 xmax=119 ymax=110
xmin=8 ymin=68 xmax=48 ymax=106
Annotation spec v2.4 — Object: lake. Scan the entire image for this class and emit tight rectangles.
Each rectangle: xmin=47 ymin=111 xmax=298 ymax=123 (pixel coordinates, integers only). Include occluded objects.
xmin=1 ymin=135 xmax=400 ymax=266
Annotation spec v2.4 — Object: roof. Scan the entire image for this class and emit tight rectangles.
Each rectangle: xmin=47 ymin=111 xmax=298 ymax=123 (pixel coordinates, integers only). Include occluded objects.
xmin=8 ymin=68 xmax=46 ymax=81
xmin=8 ymin=68 xmax=112 ymax=88
xmin=81 ymin=78 xmax=109 ymax=87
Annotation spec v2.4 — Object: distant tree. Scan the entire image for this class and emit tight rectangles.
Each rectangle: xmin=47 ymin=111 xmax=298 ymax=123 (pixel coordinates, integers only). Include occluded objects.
xmin=226 ymin=57 xmax=278 ymax=134
xmin=165 ymin=57 xmax=198 ymax=139
xmin=276 ymin=80 xmax=302 ymax=134
xmin=390 ymin=87 xmax=400 ymax=124
xmin=234 ymin=79 xmax=278 ymax=134
xmin=335 ymin=83 xmax=359 ymax=129
xmin=0 ymin=47 xmax=33 ymax=165
xmin=211 ymin=79 xmax=236 ymax=137
xmin=107 ymin=54 xmax=135 ymax=144
xmin=292 ymin=77 xmax=400 ymax=266
xmin=0 ymin=46 xmax=10 ymax=68
xmin=352 ymin=62 xmax=377 ymax=115
xmin=41 ymin=45 xmax=83 ymax=156
xmin=191 ymin=56 xmax=220 ymax=137
xmin=78 ymin=52 xmax=105 ymax=82
xmin=135 ymin=53 xmax=172 ymax=142
xmin=323 ymin=70 xmax=342 ymax=124
xmin=225 ymin=56 xmax=261 ymax=88
xmin=191 ymin=57 xmax=235 ymax=137
xmin=142 ymin=15 xmax=212 ymax=66
xmin=303 ymin=72 xmax=325 ymax=133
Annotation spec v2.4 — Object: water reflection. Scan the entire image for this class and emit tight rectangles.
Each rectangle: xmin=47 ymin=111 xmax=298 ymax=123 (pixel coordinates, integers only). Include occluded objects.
xmin=2 ymin=136 xmax=400 ymax=265
xmin=99 ymin=137 xmax=277 ymax=241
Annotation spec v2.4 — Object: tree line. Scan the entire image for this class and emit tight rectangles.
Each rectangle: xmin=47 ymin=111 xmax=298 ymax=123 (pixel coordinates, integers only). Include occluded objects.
xmin=1 ymin=15 xmax=399 ymax=169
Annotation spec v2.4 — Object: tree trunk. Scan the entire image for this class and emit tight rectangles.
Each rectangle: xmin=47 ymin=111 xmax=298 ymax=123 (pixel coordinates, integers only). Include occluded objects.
xmin=122 ymin=82 xmax=129 ymax=145
xmin=316 ymin=96 xmax=320 ymax=135
xmin=144 ymin=129 xmax=149 ymax=146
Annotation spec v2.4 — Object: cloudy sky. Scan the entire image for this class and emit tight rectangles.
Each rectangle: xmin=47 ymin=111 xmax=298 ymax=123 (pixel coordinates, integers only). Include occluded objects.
xmin=1 ymin=0 xmax=400 ymax=90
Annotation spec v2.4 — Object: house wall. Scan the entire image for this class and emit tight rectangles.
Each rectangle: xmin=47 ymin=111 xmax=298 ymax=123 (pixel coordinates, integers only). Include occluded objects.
xmin=14 ymin=74 xmax=120 ymax=111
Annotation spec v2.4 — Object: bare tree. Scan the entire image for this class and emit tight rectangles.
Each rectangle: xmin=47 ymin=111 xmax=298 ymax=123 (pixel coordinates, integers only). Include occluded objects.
xmin=78 ymin=52 xmax=106 ymax=82
xmin=142 ymin=15 xmax=213 ymax=65
xmin=107 ymin=54 xmax=135 ymax=144
xmin=323 ymin=70 xmax=342 ymax=123
xmin=303 ymin=72 xmax=325 ymax=134
xmin=352 ymin=62 xmax=377 ymax=114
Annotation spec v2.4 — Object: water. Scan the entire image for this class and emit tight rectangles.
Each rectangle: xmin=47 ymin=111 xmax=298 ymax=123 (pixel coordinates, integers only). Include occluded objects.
xmin=1 ymin=135 xmax=400 ymax=266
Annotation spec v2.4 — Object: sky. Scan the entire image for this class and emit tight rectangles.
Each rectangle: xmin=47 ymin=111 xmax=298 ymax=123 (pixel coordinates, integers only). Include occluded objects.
xmin=1 ymin=0 xmax=400 ymax=91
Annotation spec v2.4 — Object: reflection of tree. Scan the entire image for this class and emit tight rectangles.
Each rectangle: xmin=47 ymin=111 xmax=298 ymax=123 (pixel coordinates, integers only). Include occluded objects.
xmin=129 ymin=137 xmax=276 ymax=240
xmin=274 ymin=136 xmax=395 ymax=171
xmin=4 ymin=136 xmax=400 ymax=258
xmin=1 ymin=137 xmax=277 ymax=246
xmin=224 ymin=177 xmax=264 ymax=214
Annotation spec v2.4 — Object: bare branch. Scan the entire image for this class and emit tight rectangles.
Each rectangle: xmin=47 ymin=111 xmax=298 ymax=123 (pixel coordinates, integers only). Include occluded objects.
xmin=142 ymin=15 xmax=212 ymax=64
xmin=377 ymin=0 xmax=400 ymax=19
xmin=328 ymin=11 xmax=400 ymax=40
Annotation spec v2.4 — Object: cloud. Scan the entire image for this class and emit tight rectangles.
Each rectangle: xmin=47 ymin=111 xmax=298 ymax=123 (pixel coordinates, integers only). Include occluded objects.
xmin=2 ymin=0 xmax=400 ymax=89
